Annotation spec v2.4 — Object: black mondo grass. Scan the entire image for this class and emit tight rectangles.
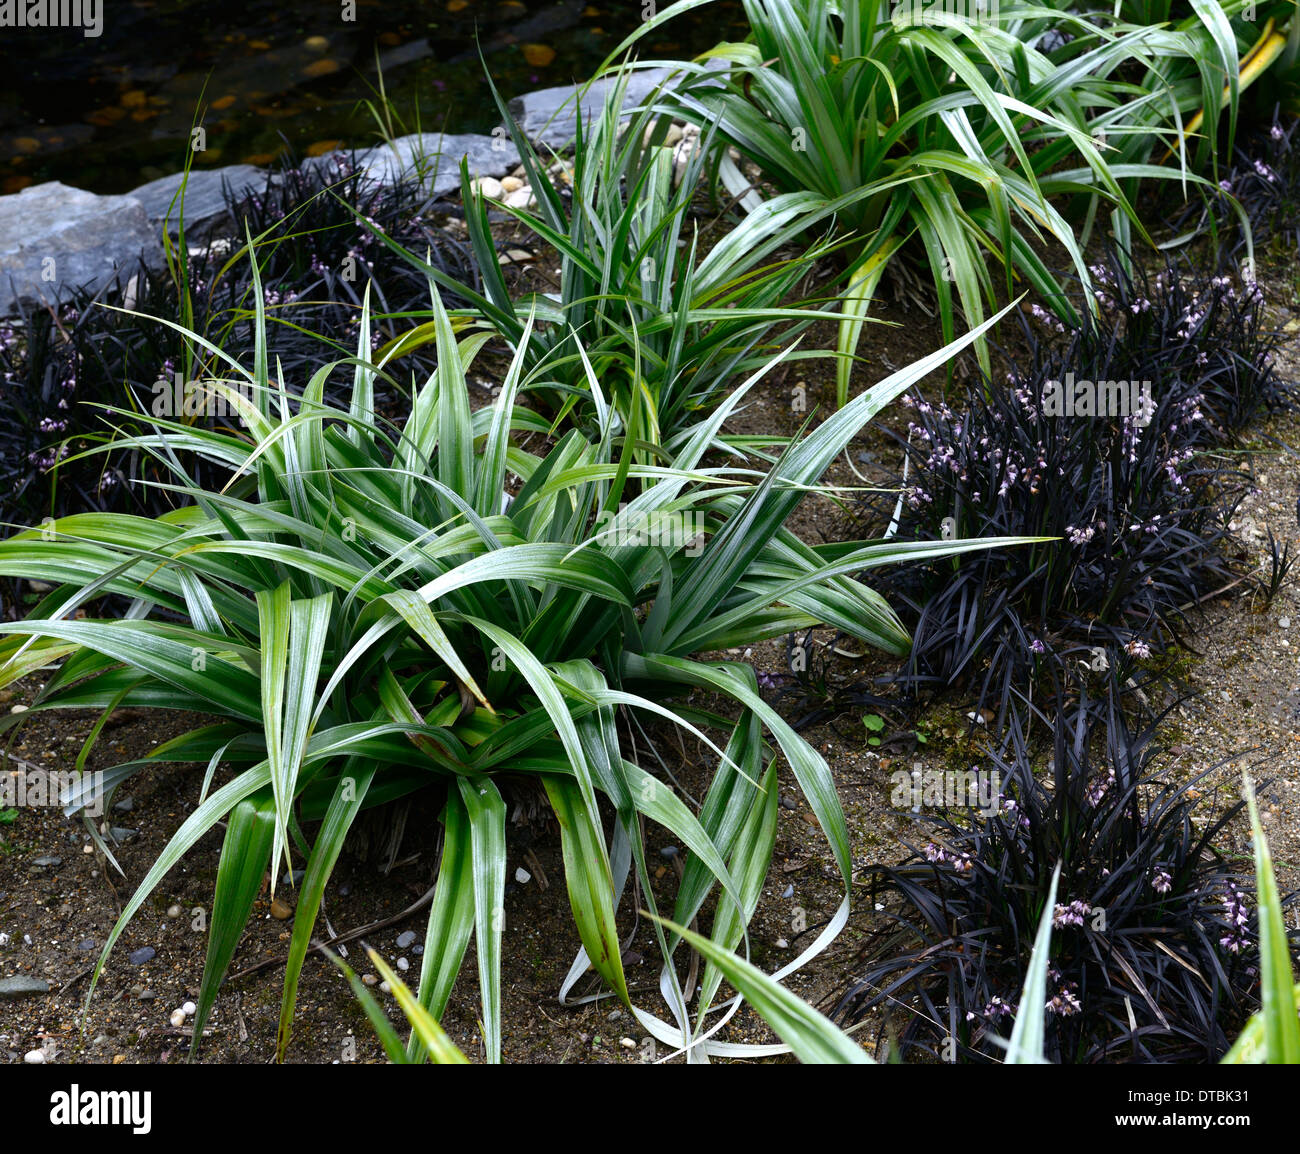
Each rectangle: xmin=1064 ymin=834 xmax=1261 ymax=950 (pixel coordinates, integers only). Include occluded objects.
xmin=857 ymin=248 xmax=1286 ymax=722
xmin=0 ymin=158 xmax=477 ymax=546
xmin=833 ymin=693 xmax=1272 ymax=1063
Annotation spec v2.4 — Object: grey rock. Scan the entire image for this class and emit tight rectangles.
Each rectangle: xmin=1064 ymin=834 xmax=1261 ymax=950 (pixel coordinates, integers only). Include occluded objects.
xmin=127 ymin=946 xmax=155 ymax=965
xmin=0 ymin=182 xmax=164 ymax=317
xmin=126 ymin=165 xmax=270 ymax=240
xmin=281 ymin=869 xmax=306 ymax=887
xmin=659 ymin=845 xmax=679 ymax=860
xmin=0 ymin=976 xmax=49 ymax=998
xmin=507 ymin=69 xmax=675 ymax=149
xmin=78 ymin=938 xmax=96 ymax=951
xmin=30 ymin=856 xmax=62 ymax=868
xmin=112 ymin=797 xmax=134 ymax=813
xmin=395 ymin=930 xmax=417 ymax=949
xmin=506 ymin=62 xmax=725 ymax=150
xmin=355 ymin=133 xmax=521 ymax=199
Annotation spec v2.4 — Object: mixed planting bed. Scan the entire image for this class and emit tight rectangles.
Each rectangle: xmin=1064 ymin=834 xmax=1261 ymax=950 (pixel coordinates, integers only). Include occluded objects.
xmin=2 ymin=0 xmax=1300 ymax=1065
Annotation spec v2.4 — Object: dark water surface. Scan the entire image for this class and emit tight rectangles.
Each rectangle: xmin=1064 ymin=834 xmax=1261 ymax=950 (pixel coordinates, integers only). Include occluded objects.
xmin=1 ymin=0 xmax=746 ymax=195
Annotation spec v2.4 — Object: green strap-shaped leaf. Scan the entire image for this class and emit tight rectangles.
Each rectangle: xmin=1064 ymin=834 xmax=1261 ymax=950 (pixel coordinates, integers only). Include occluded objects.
xmin=1240 ymin=775 xmax=1300 ymax=1063
xmin=409 ymin=793 xmax=477 ymax=1062
xmin=190 ymin=793 xmax=277 ymax=1059
xmin=277 ymin=759 xmax=378 ymax=1061
xmin=1005 ymin=862 xmax=1061 ymax=1065
xmin=646 ymin=913 xmax=871 ymax=1065
xmin=369 ymin=951 xmax=469 ymax=1064
xmin=543 ymin=774 xmax=630 ymax=1006
xmin=456 ymin=774 xmax=507 ymax=1064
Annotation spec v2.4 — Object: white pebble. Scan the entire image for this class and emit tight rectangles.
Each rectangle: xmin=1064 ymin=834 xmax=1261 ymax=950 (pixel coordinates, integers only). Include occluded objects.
xmin=515 ymin=867 xmax=531 ymax=884
xmin=379 ymin=980 xmax=391 ymax=994
xmin=23 ymin=1049 xmax=44 ymax=1064
xmin=396 ymin=957 xmax=409 ymax=972
xmin=1280 ymin=616 xmax=1291 ymax=629
xmin=471 ymin=176 xmax=503 ymax=199
xmin=182 ymin=1000 xmax=196 ymax=1016
xmin=9 ymin=704 xmax=26 ymax=714
xmin=619 ymin=1037 xmax=636 ymax=1049
xmin=169 ymin=1009 xmax=186 ymax=1028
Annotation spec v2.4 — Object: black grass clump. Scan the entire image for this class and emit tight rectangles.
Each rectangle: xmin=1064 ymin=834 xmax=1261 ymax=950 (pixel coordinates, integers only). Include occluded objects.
xmin=0 ymin=156 xmax=477 ymax=558
xmin=859 ymin=250 xmax=1283 ymax=718
xmin=833 ymin=693 xmax=1269 ymax=1063
xmin=1174 ymin=109 xmax=1300 ymax=258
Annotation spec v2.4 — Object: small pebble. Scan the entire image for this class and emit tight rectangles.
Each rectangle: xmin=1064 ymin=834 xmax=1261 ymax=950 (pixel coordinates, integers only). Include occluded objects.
xmin=169 ymin=1009 xmax=186 ymax=1028
xmin=781 ymin=884 xmax=794 ymax=899
xmin=127 ymin=946 xmax=155 ymax=965
xmin=31 ymin=856 xmax=61 ymax=867
xmin=182 ymin=1000 xmax=196 ymax=1016
xmin=620 ymin=1037 xmax=636 ymax=1049
xmin=9 ymin=704 xmax=27 ymax=714
xmin=113 ymin=797 xmax=134 ymax=813
xmin=78 ymin=938 xmax=95 ymax=951
xmin=379 ymin=980 xmax=391 ymax=994
xmin=23 ymin=1049 xmax=44 ymax=1064
xmin=269 ymin=897 xmax=293 ymax=920
xmin=396 ymin=957 xmax=409 ymax=972
xmin=775 ymin=938 xmax=789 ymax=949
xmin=396 ymin=930 xmax=417 ymax=949
xmin=1280 ymin=617 xmax=1291 ymax=629
xmin=515 ymin=867 xmax=531 ymax=884
xmin=166 ymin=904 xmax=182 ymax=919
xmin=659 ymin=846 xmax=679 ymax=860
xmin=361 ymin=974 xmax=377 ymax=987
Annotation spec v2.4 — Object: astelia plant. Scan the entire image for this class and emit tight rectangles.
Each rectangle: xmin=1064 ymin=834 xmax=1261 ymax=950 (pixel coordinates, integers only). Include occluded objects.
xmin=606 ymin=0 xmax=1240 ymax=403
xmin=379 ymin=65 xmax=862 ymax=455
xmin=0 ymin=249 xmax=1034 ymax=1061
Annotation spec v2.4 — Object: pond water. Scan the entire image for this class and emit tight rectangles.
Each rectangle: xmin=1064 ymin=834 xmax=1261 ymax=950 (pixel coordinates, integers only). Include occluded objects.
xmin=2 ymin=0 xmax=747 ymax=195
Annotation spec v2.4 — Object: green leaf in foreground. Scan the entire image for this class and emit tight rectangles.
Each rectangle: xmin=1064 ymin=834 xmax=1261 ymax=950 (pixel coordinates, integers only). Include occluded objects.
xmin=645 ymin=912 xmax=871 ymax=1064
xmin=1221 ymin=775 xmax=1300 ymax=1064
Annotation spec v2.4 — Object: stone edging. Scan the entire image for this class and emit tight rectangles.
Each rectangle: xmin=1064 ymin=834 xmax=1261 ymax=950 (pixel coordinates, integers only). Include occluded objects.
xmin=0 ymin=66 xmax=707 ymax=318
